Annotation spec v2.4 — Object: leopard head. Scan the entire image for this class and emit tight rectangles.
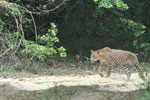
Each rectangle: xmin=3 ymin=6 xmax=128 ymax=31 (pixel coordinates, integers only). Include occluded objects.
xmin=90 ymin=47 xmax=111 ymax=65
xmin=90 ymin=50 xmax=105 ymax=64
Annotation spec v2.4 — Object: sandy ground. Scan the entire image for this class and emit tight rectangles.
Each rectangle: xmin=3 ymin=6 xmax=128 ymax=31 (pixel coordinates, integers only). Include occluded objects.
xmin=0 ymin=73 xmax=145 ymax=92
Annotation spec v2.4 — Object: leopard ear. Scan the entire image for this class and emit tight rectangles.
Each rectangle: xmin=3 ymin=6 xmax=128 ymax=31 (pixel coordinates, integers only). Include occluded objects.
xmin=91 ymin=50 xmax=93 ymax=53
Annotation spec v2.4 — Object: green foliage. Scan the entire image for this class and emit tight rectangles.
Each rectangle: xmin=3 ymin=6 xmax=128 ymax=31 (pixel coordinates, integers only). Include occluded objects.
xmin=0 ymin=3 xmax=66 ymax=64
xmin=23 ymin=23 xmax=66 ymax=61
xmin=9 ymin=6 xmax=19 ymax=15
xmin=121 ymin=18 xmax=146 ymax=47
xmin=94 ymin=0 xmax=128 ymax=10
xmin=122 ymin=19 xmax=146 ymax=38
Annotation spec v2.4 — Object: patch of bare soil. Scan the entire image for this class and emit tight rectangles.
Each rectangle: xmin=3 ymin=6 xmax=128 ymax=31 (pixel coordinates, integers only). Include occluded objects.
xmin=0 ymin=73 xmax=145 ymax=92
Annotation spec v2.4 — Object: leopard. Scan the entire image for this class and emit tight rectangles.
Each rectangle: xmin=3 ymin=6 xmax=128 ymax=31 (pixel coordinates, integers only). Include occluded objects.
xmin=90 ymin=47 xmax=142 ymax=80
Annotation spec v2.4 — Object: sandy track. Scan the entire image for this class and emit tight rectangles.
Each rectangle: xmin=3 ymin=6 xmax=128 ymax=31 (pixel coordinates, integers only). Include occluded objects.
xmin=0 ymin=73 xmax=145 ymax=92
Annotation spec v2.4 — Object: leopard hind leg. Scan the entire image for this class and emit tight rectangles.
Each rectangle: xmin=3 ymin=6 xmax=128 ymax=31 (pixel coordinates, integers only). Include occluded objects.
xmin=105 ymin=67 xmax=112 ymax=77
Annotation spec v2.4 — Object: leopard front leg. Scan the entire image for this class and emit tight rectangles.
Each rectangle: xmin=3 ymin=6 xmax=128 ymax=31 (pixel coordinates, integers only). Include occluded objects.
xmin=98 ymin=65 xmax=104 ymax=77
xmin=124 ymin=67 xmax=131 ymax=81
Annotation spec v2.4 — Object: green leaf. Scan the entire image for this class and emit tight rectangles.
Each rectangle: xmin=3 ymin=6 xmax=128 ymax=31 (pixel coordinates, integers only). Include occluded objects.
xmin=12 ymin=7 xmax=19 ymax=14
xmin=141 ymin=25 xmax=146 ymax=29
xmin=94 ymin=0 xmax=98 ymax=2
xmin=60 ymin=53 xmax=67 ymax=57
xmin=50 ymin=23 xmax=56 ymax=28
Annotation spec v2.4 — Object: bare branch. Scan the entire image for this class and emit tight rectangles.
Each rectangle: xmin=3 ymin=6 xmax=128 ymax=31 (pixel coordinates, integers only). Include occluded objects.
xmin=0 ymin=47 xmax=12 ymax=57
xmin=12 ymin=36 xmax=23 ymax=56
xmin=29 ymin=12 xmax=37 ymax=44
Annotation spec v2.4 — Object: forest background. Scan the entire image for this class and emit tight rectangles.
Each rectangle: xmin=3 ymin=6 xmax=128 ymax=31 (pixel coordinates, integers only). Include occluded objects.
xmin=0 ymin=0 xmax=150 ymax=72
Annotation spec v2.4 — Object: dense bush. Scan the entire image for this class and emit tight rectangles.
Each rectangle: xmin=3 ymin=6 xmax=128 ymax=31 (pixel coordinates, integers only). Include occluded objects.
xmin=0 ymin=0 xmax=66 ymax=69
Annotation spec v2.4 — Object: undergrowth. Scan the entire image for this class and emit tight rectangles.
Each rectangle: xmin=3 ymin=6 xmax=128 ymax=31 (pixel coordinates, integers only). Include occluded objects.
xmin=0 ymin=56 xmax=96 ymax=77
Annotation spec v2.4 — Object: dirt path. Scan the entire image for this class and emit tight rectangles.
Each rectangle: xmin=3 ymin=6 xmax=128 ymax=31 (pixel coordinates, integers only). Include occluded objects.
xmin=0 ymin=73 xmax=145 ymax=92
